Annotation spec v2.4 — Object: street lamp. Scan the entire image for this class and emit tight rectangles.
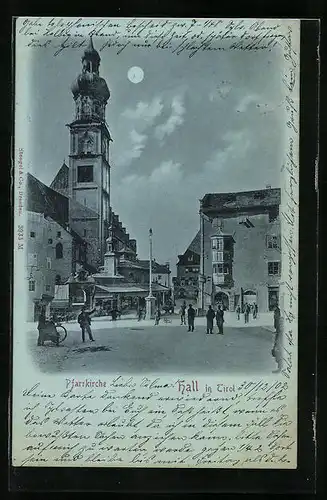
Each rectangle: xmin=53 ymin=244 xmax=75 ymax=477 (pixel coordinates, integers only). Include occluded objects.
xmin=145 ymin=228 xmax=156 ymax=319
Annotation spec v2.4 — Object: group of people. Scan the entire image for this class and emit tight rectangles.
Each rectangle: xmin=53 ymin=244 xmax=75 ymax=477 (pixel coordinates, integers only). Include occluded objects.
xmin=179 ymin=302 xmax=196 ymax=331
xmin=206 ymin=304 xmax=224 ymax=335
xmin=235 ymin=302 xmax=258 ymax=323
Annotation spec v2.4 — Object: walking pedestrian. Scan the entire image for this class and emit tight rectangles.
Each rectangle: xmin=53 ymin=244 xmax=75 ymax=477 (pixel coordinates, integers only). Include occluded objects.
xmin=77 ymin=305 xmax=96 ymax=342
xmin=155 ymin=308 xmax=161 ymax=325
xmin=236 ymin=305 xmax=240 ymax=320
xmin=254 ymin=303 xmax=258 ymax=318
xmin=111 ymin=307 xmax=119 ymax=321
xmin=216 ymin=305 xmax=224 ymax=335
xmin=206 ymin=305 xmax=215 ymax=334
xmin=137 ymin=307 xmax=143 ymax=321
xmin=180 ymin=301 xmax=186 ymax=325
xmin=187 ymin=304 xmax=195 ymax=332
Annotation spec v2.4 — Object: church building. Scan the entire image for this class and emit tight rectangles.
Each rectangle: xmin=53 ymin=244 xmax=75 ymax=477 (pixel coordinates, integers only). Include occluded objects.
xmin=26 ymin=38 xmax=171 ymax=320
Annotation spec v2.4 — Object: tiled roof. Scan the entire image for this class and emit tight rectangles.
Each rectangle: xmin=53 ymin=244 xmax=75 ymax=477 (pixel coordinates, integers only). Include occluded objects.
xmin=69 ymin=198 xmax=99 ymax=219
xmin=27 ymin=173 xmax=69 ymax=227
xmin=27 ymin=173 xmax=86 ymax=244
xmin=188 ymin=231 xmax=201 ymax=255
xmin=138 ymin=260 xmax=170 ymax=273
xmin=50 ymin=162 xmax=69 ymax=191
xmin=201 ymin=188 xmax=281 ymax=213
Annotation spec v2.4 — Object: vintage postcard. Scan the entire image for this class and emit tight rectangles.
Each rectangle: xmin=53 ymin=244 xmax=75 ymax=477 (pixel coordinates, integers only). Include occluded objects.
xmin=12 ymin=17 xmax=299 ymax=468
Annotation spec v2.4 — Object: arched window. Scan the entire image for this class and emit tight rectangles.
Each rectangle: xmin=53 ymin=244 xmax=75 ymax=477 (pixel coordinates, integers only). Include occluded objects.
xmin=55 ymin=242 xmax=63 ymax=259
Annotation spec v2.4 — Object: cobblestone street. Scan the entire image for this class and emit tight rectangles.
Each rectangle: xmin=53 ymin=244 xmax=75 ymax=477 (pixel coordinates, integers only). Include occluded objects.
xmin=28 ymin=314 xmax=277 ymax=374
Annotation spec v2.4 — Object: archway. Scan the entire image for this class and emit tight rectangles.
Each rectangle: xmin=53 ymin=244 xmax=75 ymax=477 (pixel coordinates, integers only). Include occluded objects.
xmin=214 ymin=292 xmax=229 ymax=311
xmin=243 ymin=290 xmax=257 ymax=306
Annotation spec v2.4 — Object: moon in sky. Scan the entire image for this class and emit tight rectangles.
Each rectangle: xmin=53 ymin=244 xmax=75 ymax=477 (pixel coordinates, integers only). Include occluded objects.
xmin=127 ymin=66 xmax=144 ymax=84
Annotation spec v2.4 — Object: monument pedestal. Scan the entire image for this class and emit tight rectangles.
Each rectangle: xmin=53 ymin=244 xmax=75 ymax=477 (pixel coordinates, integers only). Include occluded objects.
xmin=145 ymin=295 xmax=156 ymax=320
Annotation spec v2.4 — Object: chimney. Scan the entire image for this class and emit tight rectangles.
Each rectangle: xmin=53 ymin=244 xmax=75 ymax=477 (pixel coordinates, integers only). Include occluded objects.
xmin=266 ymin=184 xmax=271 ymax=189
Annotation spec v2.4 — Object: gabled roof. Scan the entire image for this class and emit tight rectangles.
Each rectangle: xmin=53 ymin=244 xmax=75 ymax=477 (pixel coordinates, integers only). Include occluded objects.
xmin=27 ymin=173 xmax=85 ymax=244
xmin=27 ymin=172 xmax=69 ymax=227
xmin=188 ymin=231 xmax=201 ymax=255
xmin=50 ymin=162 xmax=69 ymax=191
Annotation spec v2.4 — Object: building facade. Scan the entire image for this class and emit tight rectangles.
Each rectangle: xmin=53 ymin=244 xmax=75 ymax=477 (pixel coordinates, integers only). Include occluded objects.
xmin=173 ymin=232 xmax=200 ymax=302
xmin=199 ymin=188 xmax=281 ymax=313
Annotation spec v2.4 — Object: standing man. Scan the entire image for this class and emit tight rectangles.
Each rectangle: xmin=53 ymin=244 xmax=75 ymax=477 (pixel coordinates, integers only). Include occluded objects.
xmin=37 ymin=301 xmax=47 ymax=346
xmin=187 ymin=304 xmax=195 ymax=332
xmin=244 ymin=303 xmax=249 ymax=324
xmin=180 ymin=301 xmax=186 ymax=325
xmin=236 ymin=304 xmax=241 ymax=321
xmin=206 ymin=305 xmax=215 ymax=334
xmin=216 ymin=305 xmax=224 ymax=335
xmin=77 ymin=305 xmax=96 ymax=342
xmin=272 ymin=304 xmax=282 ymax=372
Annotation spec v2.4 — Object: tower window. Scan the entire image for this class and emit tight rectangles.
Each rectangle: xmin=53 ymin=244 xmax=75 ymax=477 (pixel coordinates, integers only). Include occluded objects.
xmin=55 ymin=274 xmax=61 ymax=284
xmin=57 ymin=231 xmax=61 ymax=238
xmin=78 ymin=165 xmax=93 ymax=183
xmin=29 ymin=280 xmax=35 ymax=292
xmin=30 ymin=231 xmax=35 ymax=238
xmin=48 ymin=238 xmax=53 ymax=244
xmin=55 ymin=242 xmax=63 ymax=259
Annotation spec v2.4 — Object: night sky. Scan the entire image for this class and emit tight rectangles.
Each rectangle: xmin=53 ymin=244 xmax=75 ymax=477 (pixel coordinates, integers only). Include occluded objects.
xmin=26 ymin=37 xmax=285 ymax=271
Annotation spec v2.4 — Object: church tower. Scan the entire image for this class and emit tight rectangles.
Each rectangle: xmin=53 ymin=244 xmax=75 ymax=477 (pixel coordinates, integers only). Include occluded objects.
xmin=68 ymin=37 xmax=111 ymax=269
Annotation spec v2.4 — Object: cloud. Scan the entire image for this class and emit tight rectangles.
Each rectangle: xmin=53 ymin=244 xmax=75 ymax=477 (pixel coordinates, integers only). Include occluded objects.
xmin=122 ymin=97 xmax=164 ymax=127
xmin=114 ymin=97 xmax=164 ymax=168
xmin=154 ymin=95 xmax=185 ymax=141
xmin=115 ymin=129 xmax=148 ymax=167
xmin=204 ymin=130 xmax=252 ymax=176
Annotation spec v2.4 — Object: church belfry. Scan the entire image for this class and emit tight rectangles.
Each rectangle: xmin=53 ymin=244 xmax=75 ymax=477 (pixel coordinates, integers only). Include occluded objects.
xmin=68 ymin=37 xmax=112 ymax=268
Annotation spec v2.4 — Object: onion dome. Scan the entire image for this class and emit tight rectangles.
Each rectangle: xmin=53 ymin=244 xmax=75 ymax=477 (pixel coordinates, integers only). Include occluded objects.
xmin=71 ymin=37 xmax=110 ymax=104
xmin=71 ymin=73 xmax=110 ymax=103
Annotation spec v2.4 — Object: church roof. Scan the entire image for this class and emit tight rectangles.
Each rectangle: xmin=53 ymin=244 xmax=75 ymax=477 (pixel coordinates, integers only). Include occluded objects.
xmin=69 ymin=198 xmax=99 ymax=219
xmin=27 ymin=173 xmax=85 ymax=244
xmin=50 ymin=162 xmax=69 ymax=191
xmin=27 ymin=172 xmax=69 ymax=227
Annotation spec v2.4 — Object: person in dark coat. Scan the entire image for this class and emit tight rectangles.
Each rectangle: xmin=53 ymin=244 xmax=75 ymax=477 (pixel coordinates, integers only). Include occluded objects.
xmin=216 ymin=305 xmax=224 ymax=335
xmin=187 ymin=304 xmax=195 ymax=331
xmin=155 ymin=308 xmax=161 ymax=325
xmin=77 ymin=305 xmax=95 ymax=342
xmin=206 ymin=305 xmax=216 ymax=334
xmin=37 ymin=303 xmax=47 ymax=346
xmin=236 ymin=305 xmax=241 ymax=320
xmin=180 ymin=301 xmax=186 ymax=325
xmin=272 ymin=305 xmax=282 ymax=372
xmin=244 ymin=303 xmax=250 ymax=324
